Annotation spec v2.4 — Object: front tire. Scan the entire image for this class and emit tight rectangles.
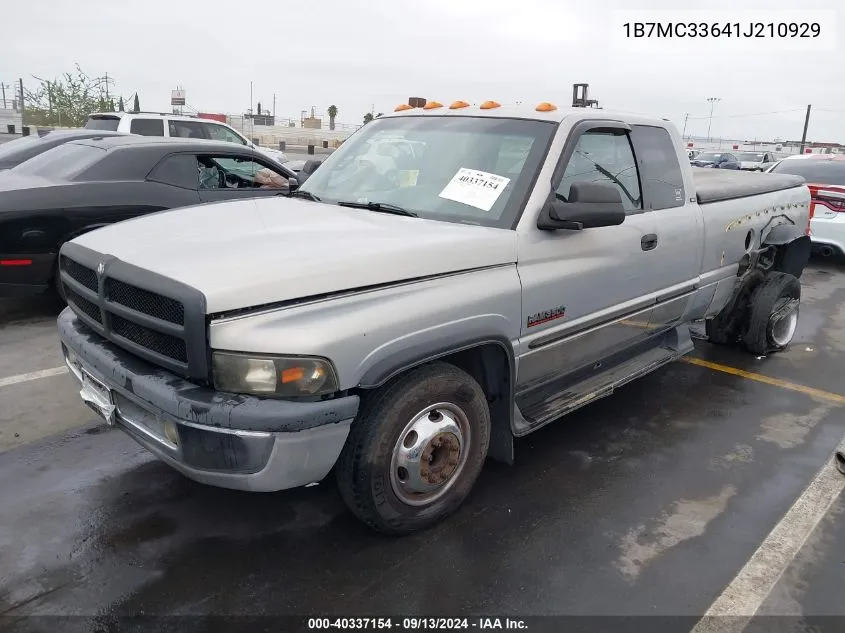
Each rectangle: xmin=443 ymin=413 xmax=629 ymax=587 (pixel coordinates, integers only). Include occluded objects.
xmin=743 ymin=272 xmax=801 ymax=355
xmin=336 ymin=362 xmax=491 ymax=536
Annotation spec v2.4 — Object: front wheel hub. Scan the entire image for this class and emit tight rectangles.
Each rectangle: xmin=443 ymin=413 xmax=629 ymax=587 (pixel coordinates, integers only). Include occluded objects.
xmin=390 ymin=403 xmax=471 ymax=506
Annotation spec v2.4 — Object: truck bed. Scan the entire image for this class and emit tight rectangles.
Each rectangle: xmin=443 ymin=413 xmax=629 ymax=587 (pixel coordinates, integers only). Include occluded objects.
xmin=693 ymin=168 xmax=805 ymax=205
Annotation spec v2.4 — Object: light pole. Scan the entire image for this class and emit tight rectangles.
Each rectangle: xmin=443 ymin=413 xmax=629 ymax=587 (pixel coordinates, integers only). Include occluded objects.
xmin=706 ymin=97 xmax=720 ymax=142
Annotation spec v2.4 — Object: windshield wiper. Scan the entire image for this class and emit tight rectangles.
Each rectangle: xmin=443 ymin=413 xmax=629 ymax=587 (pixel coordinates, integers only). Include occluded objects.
xmin=289 ymin=189 xmax=321 ymax=201
xmin=337 ymin=200 xmax=418 ymax=217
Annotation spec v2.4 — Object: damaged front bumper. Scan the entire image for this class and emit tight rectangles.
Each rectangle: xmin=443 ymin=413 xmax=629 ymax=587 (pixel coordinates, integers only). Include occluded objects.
xmin=58 ymin=308 xmax=359 ymax=492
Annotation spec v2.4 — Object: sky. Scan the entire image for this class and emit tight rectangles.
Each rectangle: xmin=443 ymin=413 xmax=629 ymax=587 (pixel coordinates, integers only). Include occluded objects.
xmin=3 ymin=0 xmax=843 ymax=142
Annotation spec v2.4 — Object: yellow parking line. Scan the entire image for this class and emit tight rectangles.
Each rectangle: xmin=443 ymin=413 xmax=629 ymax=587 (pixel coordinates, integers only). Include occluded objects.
xmin=682 ymin=356 xmax=845 ymax=406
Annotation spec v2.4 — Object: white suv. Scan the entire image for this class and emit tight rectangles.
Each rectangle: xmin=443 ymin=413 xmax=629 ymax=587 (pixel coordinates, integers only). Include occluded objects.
xmin=84 ymin=112 xmax=287 ymax=164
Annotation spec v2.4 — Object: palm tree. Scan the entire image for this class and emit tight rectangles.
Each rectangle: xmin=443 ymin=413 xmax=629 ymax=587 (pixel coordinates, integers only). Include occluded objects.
xmin=327 ymin=105 xmax=338 ymax=131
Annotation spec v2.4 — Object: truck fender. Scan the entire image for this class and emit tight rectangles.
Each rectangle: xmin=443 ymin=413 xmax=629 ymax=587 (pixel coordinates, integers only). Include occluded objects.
xmin=762 ymin=224 xmax=811 ymax=279
xmin=358 ymin=334 xmax=516 ymax=465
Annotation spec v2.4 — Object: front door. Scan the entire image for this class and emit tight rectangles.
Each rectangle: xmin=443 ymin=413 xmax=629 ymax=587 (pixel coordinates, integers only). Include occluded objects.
xmin=515 ymin=121 xmax=701 ymax=396
xmin=197 ymin=155 xmax=291 ymax=202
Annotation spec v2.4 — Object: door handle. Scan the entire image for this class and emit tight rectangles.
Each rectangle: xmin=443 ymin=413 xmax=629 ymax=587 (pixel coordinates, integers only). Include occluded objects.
xmin=641 ymin=234 xmax=658 ymax=251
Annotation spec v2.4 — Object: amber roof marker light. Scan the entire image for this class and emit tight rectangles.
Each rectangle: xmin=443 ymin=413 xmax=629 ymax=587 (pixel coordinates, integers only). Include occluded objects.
xmin=536 ymin=102 xmax=558 ymax=112
xmin=479 ymin=101 xmax=501 ymax=110
xmin=394 ymin=103 xmax=414 ymax=112
xmin=423 ymin=101 xmax=444 ymax=110
xmin=449 ymin=100 xmax=470 ymax=109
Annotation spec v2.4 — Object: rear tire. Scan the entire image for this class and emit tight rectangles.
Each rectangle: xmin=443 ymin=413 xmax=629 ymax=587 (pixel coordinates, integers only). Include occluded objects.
xmin=336 ymin=362 xmax=490 ymax=536
xmin=743 ymin=272 xmax=800 ymax=355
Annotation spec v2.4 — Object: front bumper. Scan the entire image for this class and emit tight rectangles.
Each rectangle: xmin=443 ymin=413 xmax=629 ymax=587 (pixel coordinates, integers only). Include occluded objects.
xmin=58 ymin=308 xmax=360 ymax=492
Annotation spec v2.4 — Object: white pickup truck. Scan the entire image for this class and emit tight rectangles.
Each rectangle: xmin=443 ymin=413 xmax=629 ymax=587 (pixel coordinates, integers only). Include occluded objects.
xmin=57 ymin=102 xmax=811 ymax=535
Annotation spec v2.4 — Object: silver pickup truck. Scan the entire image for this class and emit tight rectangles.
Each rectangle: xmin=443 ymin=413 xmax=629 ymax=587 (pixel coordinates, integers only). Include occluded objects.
xmin=57 ymin=103 xmax=811 ymax=535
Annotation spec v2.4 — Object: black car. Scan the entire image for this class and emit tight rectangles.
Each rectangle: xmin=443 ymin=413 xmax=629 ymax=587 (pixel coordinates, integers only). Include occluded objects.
xmin=0 ymin=129 xmax=127 ymax=170
xmin=690 ymin=151 xmax=740 ymax=170
xmin=0 ymin=136 xmax=298 ymax=298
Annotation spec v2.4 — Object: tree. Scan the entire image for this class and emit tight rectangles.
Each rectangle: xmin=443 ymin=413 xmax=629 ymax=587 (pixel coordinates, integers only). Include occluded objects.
xmin=118 ymin=96 xmax=125 ymax=112
xmin=327 ymin=105 xmax=338 ymax=131
xmin=376 ymin=112 xmax=383 ymax=118
xmin=363 ymin=112 xmax=374 ymax=124
xmin=133 ymin=93 xmax=140 ymax=113
xmin=23 ymin=64 xmax=135 ymax=127
xmin=108 ymin=98 xmax=115 ymax=112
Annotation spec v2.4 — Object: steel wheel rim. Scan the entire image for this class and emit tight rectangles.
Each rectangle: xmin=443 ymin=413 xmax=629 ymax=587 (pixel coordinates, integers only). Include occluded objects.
xmin=770 ymin=298 xmax=799 ymax=348
xmin=389 ymin=402 xmax=472 ymax=507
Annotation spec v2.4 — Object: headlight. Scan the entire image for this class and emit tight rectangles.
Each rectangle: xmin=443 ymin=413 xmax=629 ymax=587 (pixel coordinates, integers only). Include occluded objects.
xmin=211 ymin=352 xmax=339 ymax=397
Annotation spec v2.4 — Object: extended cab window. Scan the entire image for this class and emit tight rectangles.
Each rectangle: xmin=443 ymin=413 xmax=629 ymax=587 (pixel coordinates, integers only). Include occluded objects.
xmin=557 ymin=130 xmax=642 ymax=212
xmin=630 ymin=125 xmax=685 ymax=210
xmin=197 ymin=155 xmax=288 ymax=190
xmin=130 ymin=118 xmax=165 ymax=136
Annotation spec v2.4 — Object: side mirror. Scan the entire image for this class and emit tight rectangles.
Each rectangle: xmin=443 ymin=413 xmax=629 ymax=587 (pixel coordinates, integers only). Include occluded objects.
xmin=538 ymin=182 xmax=626 ymax=231
xmin=287 ymin=176 xmax=300 ymax=191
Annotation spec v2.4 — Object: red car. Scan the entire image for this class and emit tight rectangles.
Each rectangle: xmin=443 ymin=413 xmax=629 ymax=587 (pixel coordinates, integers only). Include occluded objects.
xmin=767 ymin=154 xmax=845 ymax=258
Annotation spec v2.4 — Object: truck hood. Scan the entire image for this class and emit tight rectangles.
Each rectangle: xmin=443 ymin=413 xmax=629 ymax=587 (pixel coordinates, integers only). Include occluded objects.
xmin=71 ymin=197 xmax=518 ymax=314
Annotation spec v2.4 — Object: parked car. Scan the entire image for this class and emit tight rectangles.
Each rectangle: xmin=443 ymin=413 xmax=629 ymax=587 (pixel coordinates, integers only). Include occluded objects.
xmin=58 ymin=104 xmax=810 ymax=535
xmin=0 ymin=136 xmax=297 ymax=298
xmin=84 ymin=111 xmax=288 ymax=165
xmin=0 ymin=129 xmax=126 ymax=170
xmin=735 ymin=151 xmax=778 ymax=171
xmin=767 ymin=154 xmax=845 ymax=258
xmin=691 ymin=152 xmax=741 ymax=169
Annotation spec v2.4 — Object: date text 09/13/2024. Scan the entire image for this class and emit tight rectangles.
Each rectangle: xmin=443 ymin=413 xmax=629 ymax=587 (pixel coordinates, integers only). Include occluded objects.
xmin=623 ymin=22 xmax=821 ymax=38
xmin=306 ymin=618 xmax=528 ymax=630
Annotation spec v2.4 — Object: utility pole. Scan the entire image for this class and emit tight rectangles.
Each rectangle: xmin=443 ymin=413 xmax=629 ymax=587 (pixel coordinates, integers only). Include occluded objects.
xmin=799 ymin=105 xmax=812 ymax=154
xmin=682 ymin=113 xmax=689 ymax=138
xmin=19 ymin=78 xmax=25 ymax=126
xmin=706 ymin=97 xmax=720 ymax=142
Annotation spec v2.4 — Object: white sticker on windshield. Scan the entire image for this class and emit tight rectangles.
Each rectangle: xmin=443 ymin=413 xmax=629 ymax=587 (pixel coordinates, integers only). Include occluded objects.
xmin=438 ymin=168 xmax=510 ymax=212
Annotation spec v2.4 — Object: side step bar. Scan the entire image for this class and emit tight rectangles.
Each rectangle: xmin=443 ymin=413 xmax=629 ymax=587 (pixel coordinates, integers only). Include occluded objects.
xmin=513 ymin=325 xmax=694 ymax=437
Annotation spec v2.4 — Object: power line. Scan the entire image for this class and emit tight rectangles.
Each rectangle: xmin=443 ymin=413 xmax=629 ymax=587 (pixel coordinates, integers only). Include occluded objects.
xmin=687 ymin=108 xmax=804 ymax=120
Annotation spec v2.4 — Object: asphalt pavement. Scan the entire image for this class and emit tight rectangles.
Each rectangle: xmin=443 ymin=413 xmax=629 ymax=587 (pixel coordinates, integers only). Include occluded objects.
xmin=1 ymin=259 xmax=844 ymax=633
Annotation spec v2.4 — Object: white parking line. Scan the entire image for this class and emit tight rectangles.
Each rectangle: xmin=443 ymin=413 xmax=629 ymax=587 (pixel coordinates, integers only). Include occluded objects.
xmin=0 ymin=366 xmax=69 ymax=389
xmin=690 ymin=451 xmax=845 ymax=633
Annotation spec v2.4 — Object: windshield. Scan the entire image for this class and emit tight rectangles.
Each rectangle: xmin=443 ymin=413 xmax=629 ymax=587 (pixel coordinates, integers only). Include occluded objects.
xmin=297 ymin=115 xmax=556 ymax=228
xmin=695 ymin=153 xmax=723 ymax=162
xmin=11 ymin=142 xmax=106 ymax=179
xmin=85 ymin=116 xmax=120 ymax=131
xmin=736 ymin=152 xmax=764 ymax=162
xmin=769 ymin=159 xmax=845 ymax=185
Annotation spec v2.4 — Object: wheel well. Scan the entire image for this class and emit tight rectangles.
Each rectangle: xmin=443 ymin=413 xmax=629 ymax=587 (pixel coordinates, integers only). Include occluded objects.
xmin=431 ymin=343 xmax=515 ymax=465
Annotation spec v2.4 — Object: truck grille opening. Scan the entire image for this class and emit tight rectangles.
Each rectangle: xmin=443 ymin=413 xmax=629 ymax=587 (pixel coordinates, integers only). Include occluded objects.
xmin=59 ymin=247 xmax=207 ymax=380
xmin=65 ymin=287 xmax=102 ymax=324
xmin=105 ymin=278 xmax=185 ymax=325
xmin=110 ymin=315 xmax=187 ymax=362
xmin=60 ymin=256 xmax=97 ymax=292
